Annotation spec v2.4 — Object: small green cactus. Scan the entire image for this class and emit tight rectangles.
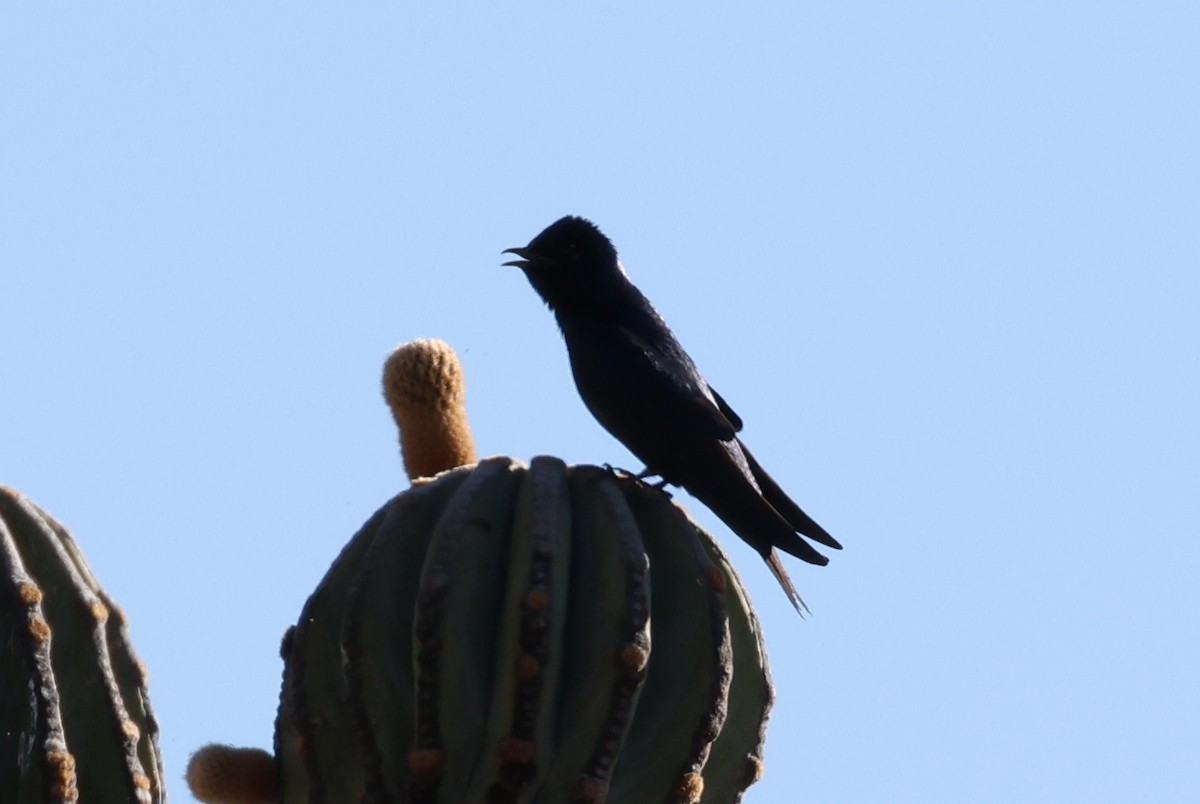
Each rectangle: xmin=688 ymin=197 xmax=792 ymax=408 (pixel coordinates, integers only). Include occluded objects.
xmin=0 ymin=486 xmax=165 ymax=804
xmin=276 ymin=456 xmax=773 ymax=804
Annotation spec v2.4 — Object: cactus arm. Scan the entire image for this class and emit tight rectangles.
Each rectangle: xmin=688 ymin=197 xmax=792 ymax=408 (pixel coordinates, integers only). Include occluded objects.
xmin=0 ymin=487 xmax=163 ymax=803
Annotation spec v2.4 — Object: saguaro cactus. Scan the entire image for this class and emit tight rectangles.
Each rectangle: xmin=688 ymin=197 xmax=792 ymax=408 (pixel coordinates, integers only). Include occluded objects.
xmin=276 ymin=455 xmax=773 ymax=804
xmin=190 ymin=338 xmax=776 ymax=804
xmin=0 ymin=487 xmax=165 ymax=804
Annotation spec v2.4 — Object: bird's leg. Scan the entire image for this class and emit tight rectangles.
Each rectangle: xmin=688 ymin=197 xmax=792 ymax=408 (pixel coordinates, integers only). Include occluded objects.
xmin=603 ymin=464 xmax=673 ymax=496
xmin=635 ymin=467 xmax=666 ymax=486
xmin=635 ymin=467 xmax=673 ymax=495
xmin=602 ymin=463 xmax=640 ymax=480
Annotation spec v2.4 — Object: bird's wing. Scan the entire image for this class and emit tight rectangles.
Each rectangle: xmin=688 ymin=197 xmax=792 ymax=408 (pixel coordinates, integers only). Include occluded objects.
xmin=707 ymin=386 xmax=744 ymax=433
xmin=620 ymin=323 xmax=740 ymax=442
xmin=685 ymin=393 xmax=740 ymax=441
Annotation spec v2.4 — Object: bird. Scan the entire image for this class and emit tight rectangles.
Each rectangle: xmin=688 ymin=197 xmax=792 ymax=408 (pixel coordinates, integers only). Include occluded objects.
xmin=503 ymin=215 xmax=841 ymax=614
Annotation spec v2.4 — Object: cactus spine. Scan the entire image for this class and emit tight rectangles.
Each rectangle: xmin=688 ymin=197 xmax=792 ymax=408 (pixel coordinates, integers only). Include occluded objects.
xmin=0 ymin=486 xmax=165 ymax=803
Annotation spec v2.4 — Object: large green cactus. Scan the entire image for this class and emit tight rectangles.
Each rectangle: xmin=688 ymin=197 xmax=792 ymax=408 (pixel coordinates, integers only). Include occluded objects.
xmin=0 ymin=486 xmax=165 ymax=804
xmin=188 ymin=338 xmax=778 ymax=804
xmin=274 ymin=455 xmax=773 ymax=804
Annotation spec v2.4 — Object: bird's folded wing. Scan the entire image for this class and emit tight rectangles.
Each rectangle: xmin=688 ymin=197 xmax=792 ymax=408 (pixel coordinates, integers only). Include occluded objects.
xmin=622 ymin=324 xmax=740 ymax=441
xmin=707 ymin=385 xmax=744 ymax=433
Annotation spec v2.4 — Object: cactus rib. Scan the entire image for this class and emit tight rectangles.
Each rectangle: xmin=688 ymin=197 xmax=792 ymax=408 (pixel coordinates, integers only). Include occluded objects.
xmin=0 ymin=487 xmax=164 ymax=803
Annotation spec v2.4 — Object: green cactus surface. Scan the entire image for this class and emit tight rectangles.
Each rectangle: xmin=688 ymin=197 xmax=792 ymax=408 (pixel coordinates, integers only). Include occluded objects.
xmin=0 ymin=487 xmax=165 ymax=804
xmin=277 ymin=455 xmax=773 ymax=804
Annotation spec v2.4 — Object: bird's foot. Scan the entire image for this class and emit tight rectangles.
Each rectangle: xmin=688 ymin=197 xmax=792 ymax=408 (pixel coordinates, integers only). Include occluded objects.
xmin=635 ymin=467 xmax=671 ymax=490
xmin=602 ymin=464 xmax=673 ymax=496
xmin=632 ymin=469 xmax=673 ymax=496
xmin=602 ymin=463 xmax=639 ymax=480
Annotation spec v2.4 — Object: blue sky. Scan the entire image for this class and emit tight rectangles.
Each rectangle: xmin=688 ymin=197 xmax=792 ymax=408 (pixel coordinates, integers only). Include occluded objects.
xmin=3 ymin=4 xmax=1197 ymax=802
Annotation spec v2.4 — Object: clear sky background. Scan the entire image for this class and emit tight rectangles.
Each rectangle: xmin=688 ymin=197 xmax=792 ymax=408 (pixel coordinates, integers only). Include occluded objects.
xmin=3 ymin=5 xmax=1197 ymax=802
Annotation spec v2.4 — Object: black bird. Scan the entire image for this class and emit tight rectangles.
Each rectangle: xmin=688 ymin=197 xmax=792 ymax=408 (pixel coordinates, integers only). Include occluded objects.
xmin=504 ymin=215 xmax=841 ymax=613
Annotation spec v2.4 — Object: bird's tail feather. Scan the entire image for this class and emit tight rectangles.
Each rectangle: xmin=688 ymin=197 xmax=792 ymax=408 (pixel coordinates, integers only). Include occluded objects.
xmin=767 ymin=551 xmax=810 ymax=617
xmin=741 ymin=441 xmax=843 ymax=550
xmin=701 ymin=483 xmax=830 ymax=566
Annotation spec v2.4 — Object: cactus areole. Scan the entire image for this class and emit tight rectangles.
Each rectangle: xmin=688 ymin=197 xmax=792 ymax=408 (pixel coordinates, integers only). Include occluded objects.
xmin=277 ymin=456 xmax=773 ymax=804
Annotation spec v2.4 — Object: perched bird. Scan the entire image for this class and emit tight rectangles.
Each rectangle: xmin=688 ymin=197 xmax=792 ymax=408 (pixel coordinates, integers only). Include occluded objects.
xmin=504 ymin=215 xmax=841 ymax=613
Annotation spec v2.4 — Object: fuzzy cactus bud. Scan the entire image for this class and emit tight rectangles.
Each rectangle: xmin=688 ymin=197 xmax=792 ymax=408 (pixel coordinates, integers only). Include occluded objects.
xmin=186 ymin=744 xmax=276 ymax=803
xmin=383 ymin=338 xmax=477 ymax=480
xmin=0 ymin=486 xmax=165 ymax=803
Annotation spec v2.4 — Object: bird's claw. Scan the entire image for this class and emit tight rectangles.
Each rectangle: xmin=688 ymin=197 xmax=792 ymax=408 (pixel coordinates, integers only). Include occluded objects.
xmin=602 ymin=464 xmax=673 ymax=495
xmin=602 ymin=463 xmax=638 ymax=479
xmin=636 ymin=468 xmax=671 ymax=490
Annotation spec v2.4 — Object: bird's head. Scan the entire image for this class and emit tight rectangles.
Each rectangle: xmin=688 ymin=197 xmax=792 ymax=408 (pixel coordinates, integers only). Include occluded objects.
xmin=503 ymin=216 xmax=627 ymax=313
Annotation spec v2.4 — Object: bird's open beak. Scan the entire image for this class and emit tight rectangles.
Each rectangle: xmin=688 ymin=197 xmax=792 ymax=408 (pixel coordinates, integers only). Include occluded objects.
xmin=501 ymin=247 xmax=532 ymax=268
